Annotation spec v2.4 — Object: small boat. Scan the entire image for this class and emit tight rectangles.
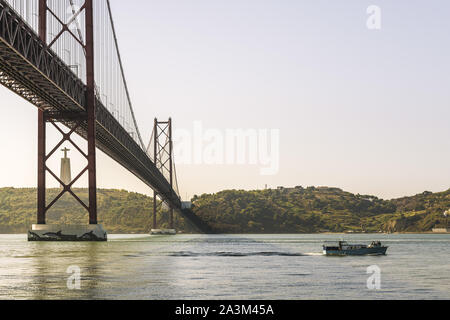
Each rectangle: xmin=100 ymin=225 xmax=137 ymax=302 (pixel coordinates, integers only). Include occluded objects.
xmin=323 ymin=241 xmax=388 ymax=256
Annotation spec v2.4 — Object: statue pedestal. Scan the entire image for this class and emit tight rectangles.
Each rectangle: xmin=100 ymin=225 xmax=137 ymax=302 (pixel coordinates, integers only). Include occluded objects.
xmin=28 ymin=224 xmax=107 ymax=241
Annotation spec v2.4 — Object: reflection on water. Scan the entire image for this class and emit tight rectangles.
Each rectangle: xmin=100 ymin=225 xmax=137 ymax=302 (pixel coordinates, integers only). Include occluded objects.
xmin=28 ymin=242 xmax=104 ymax=299
xmin=0 ymin=234 xmax=449 ymax=299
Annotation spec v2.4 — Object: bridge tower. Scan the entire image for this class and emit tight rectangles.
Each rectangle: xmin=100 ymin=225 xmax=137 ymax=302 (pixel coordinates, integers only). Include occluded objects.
xmin=0 ymin=0 xmax=212 ymax=237
xmin=29 ymin=0 xmax=105 ymax=241
xmin=151 ymin=118 xmax=176 ymax=235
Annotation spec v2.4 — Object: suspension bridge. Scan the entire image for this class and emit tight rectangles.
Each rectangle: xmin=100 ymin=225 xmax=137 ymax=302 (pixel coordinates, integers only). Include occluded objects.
xmin=0 ymin=0 xmax=212 ymax=240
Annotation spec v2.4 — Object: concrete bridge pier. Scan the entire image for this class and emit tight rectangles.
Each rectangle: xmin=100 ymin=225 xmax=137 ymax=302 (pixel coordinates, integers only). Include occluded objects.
xmin=150 ymin=197 xmax=176 ymax=236
xmin=28 ymin=224 xmax=107 ymax=241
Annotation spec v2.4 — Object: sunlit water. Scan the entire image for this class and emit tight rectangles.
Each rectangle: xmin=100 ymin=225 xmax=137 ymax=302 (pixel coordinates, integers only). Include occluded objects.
xmin=0 ymin=234 xmax=448 ymax=300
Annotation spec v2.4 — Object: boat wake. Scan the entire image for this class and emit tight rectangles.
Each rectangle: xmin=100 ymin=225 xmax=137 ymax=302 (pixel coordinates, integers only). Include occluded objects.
xmin=302 ymin=252 xmax=324 ymax=256
xmin=169 ymin=251 xmax=304 ymax=257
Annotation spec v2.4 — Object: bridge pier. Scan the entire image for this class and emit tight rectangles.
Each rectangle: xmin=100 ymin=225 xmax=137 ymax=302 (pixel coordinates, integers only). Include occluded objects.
xmin=36 ymin=0 xmax=46 ymax=226
xmin=37 ymin=110 xmax=46 ymax=225
xmin=28 ymin=224 xmax=107 ymax=242
xmin=150 ymin=192 xmax=176 ymax=236
xmin=153 ymin=190 xmax=158 ymax=229
xmin=27 ymin=0 xmax=106 ymax=241
xmin=169 ymin=208 xmax=174 ymax=230
xmin=28 ymin=112 xmax=107 ymax=241
xmin=150 ymin=118 xmax=177 ymax=236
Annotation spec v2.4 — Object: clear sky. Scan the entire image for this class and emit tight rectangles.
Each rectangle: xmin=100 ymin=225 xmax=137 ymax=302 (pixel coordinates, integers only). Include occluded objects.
xmin=0 ymin=0 xmax=449 ymax=200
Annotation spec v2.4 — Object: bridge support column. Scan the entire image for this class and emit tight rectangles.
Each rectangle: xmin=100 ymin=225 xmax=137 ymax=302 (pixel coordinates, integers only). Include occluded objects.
xmin=37 ymin=111 xmax=46 ymax=225
xmin=150 ymin=118 xmax=177 ymax=236
xmin=168 ymin=118 xmax=174 ymax=230
xmin=37 ymin=0 xmax=46 ymax=225
xmin=169 ymin=208 xmax=174 ymax=230
xmin=29 ymin=115 xmax=107 ymax=241
xmin=153 ymin=191 xmax=158 ymax=229
xmin=28 ymin=0 xmax=105 ymax=241
xmin=85 ymin=0 xmax=97 ymax=225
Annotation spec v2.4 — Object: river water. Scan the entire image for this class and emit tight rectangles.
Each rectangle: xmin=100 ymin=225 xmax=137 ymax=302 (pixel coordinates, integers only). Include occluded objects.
xmin=0 ymin=234 xmax=448 ymax=300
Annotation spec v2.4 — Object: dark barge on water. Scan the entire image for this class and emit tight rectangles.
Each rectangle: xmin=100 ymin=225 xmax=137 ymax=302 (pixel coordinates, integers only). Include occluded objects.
xmin=323 ymin=241 xmax=388 ymax=256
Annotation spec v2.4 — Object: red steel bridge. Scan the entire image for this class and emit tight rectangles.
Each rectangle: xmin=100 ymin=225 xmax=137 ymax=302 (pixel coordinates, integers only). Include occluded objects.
xmin=0 ymin=0 xmax=212 ymax=233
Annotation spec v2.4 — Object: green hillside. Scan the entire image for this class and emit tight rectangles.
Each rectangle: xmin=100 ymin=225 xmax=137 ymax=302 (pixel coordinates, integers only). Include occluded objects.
xmin=0 ymin=186 xmax=449 ymax=234
xmin=0 ymin=188 xmax=191 ymax=234
xmin=191 ymin=187 xmax=450 ymax=233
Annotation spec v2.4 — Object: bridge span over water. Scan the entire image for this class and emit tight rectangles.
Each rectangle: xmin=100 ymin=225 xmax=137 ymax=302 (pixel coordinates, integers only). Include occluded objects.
xmin=0 ymin=0 xmax=212 ymax=238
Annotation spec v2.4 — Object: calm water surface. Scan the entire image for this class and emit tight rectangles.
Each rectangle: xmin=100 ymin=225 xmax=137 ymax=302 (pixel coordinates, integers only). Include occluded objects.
xmin=0 ymin=234 xmax=448 ymax=299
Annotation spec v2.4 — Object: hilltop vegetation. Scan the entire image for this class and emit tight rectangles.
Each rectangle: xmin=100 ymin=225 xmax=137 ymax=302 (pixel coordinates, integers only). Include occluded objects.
xmin=0 ymin=186 xmax=448 ymax=234
xmin=191 ymin=187 xmax=450 ymax=233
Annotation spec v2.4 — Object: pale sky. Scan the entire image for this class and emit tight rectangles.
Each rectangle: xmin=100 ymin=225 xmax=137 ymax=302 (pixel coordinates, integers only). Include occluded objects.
xmin=0 ymin=0 xmax=449 ymax=200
